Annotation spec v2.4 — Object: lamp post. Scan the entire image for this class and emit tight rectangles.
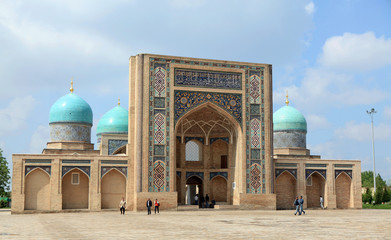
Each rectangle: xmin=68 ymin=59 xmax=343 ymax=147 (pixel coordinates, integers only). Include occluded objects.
xmin=366 ymin=108 xmax=377 ymax=192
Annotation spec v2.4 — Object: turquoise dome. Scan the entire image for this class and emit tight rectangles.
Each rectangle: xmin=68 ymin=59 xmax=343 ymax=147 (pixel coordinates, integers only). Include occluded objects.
xmin=96 ymin=105 xmax=128 ymax=136
xmin=49 ymin=93 xmax=93 ymax=125
xmin=273 ymin=105 xmax=307 ymax=131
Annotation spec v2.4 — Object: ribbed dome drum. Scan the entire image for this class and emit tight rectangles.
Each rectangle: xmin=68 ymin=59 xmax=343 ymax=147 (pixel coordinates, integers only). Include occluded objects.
xmin=49 ymin=92 xmax=93 ymax=143
xmin=273 ymin=104 xmax=307 ymax=149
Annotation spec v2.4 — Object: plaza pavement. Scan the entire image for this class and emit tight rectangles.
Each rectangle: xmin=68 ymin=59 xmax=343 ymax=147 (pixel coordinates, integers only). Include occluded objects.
xmin=0 ymin=209 xmax=390 ymax=239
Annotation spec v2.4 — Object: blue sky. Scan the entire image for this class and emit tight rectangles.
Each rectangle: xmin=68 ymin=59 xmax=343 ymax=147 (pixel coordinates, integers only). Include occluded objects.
xmin=1 ymin=0 xmax=391 ymax=183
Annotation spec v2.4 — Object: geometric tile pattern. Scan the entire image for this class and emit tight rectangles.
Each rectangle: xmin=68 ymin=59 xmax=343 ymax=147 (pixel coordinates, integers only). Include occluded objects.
xmin=62 ymin=166 xmax=91 ymax=178
xmin=305 ymin=169 xmax=327 ymax=180
xmin=209 ymin=137 xmax=229 ymax=145
xmin=149 ymin=61 xmax=170 ymax=192
xmin=174 ymin=68 xmax=242 ymax=90
xmin=275 ymin=168 xmax=297 ymax=179
xmin=246 ymin=70 xmax=265 ymax=194
xmin=186 ymin=171 xmax=204 ymax=180
xmin=153 ymin=161 xmax=166 ymax=192
xmin=174 ymin=90 xmax=242 ymax=125
xmin=154 ymin=112 xmax=166 ymax=144
xmin=249 ymin=163 xmax=262 ymax=193
xmin=249 ymin=75 xmax=261 ymax=103
xmin=250 ymin=118 xmax=261 ymax=148
xmin=50 ymin=123 xmax=91 ymax=142
xmin=335 ymin=170 xmax=352 ymax=179
xmin=25 ymin=166 xmax=51 ymax=176
xmin=101 ymin=166 xmax=128 ymax=178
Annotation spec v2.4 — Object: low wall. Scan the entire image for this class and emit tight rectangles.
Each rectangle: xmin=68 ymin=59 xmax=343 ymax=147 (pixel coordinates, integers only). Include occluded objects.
xmin=239 ymin=193 xmax=276 ymax=210
xmin=135 ymin=192 xmax=177 ymax=211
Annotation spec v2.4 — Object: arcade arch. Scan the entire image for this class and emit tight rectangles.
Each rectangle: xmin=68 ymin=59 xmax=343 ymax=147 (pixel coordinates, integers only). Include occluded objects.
xmin=276 ymin=171 xmax=296 ymax=210
xmin=101 ymin=169 xmax=126 ymax=209
xmin=306 ymin=172 xmax=326 ymax=208
xmin=25 ymin=168 xmax=50 ymax=210
xmin=62 ymin=168 xmax=89 ymax=209
xmin=335 ymin=172 xmax=352 ymax=208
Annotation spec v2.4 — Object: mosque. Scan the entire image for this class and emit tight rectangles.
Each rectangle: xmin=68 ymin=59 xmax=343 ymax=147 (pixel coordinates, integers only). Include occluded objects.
xmin=11 ymin=54 xmax=362 ymax=213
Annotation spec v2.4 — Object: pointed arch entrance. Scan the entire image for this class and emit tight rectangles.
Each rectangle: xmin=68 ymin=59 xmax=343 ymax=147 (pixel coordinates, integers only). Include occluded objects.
xmin=25 ymin=168 xmax=50 ymax=210
xmin=306 ymin=172 xmax=326 ymax=208
xmin=174 ymin=102 xmax=242 ymax=206
xmin=101 ymin=169 xmax=126 ymax=209
xmin=276 ymin=171 xmax=297 ymax=210
xmin=336 ymin=172 xmax=352 ymax=208
xmin=62 ymin=168 xmax=89 ymax=209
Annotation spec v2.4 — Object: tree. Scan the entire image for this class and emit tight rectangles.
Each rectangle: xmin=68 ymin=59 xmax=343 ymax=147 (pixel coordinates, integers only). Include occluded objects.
xmin=381 ymin=186 xmax=390 ymax=203
xmin=374 ymin=186 xmax=383 ymax=204
xmin=361 ymin=171 xmax=386 ymax=188
xmin=0 ymin=149 xmax=11 ymax=197
xmin=362 ymin=188 xmax=372 ymax=203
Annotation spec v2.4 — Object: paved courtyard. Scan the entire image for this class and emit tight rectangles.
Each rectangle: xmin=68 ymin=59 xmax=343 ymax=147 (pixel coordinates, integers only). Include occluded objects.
xmin=0 ymin=209 xmax=390 ymax=239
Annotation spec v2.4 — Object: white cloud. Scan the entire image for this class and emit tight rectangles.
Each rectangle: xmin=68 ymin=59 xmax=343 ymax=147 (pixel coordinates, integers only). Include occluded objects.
xmin=383 ymin=106 xmax=391 ymax=119
xmin=306 ymin=114 xmax=330 ymax=130
xmin=335 ymin=121 xmax=391 ymax=141
xmin=304 ymin=2 xmax=315 ymax=15
xmin=29 ymin=125 xmax=50 ymax=153
xmin=0 ymin=96 xmax=37 ymax=136
xmin=319 ymin=32 xmax=391 ymax=72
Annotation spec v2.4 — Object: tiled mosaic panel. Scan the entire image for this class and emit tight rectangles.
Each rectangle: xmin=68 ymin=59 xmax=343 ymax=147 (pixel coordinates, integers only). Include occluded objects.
xmin=246 ymin=70 xmax=265 ymax=194
xmin=174 ymin=68 xmax=242 ymax=90
xmin=209 ymin=171 xmax=228 ymax=180
xmin=305 ymin=169 xmax=327 ymax=180
xmin=62 ymin=166 xmax=90 ymax=177
xmin=209 ymin=137 xmax=229 ymax=145
xmin=108 ymin=139 xmax=128 ymax=155
xmin=275 ymin=168 xmax=297 ymax=179
xmin=50 ymin=124 xmax=90 ymax=142
xmin=186 ymin=171 xmax=204 ymax=180
xmin=335 ymin=170 xmax=352 ymax=179
xmin=25 ymin=166 xmax=51 ymax=176
xmin=149 ymin=61 xmax=170 ymax=192
xmin=101 ymin=166 xmax=128 ymax=178
xmin=153 ymin=161 xmax=165 ymax=192
xmin=273 ymin=131 xmax=306 ymax=148
xmin=174 ymin=90 xmax=242 ymax=124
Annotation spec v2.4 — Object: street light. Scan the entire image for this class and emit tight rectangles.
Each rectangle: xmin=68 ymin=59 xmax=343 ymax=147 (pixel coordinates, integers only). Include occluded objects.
xmin=366 ymin=108 xmax=377 ymax=192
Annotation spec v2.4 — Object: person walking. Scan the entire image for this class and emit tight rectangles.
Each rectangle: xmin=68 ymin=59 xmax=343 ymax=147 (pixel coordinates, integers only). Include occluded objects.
xmin=293 ymin=197 xmax=300 ymax=215
xmin=299 ymin=196 xmax=305 ymax=215
xmin=200 ymin=194 xmax=205 ymax=208
xmin=146 ymin=198 xmax=153 ymax=215
xmin=205 ymin=194 xmax=210 ymax=208
xmin=119 ymin=197 xmax=126 ymax=215
xmin=194 ymin=194 xmax=199 ymax=205
xmin=154 ymin=198 xmax=160 ymax=214
xmin=320 ymin=196 xmax=324 ymax=209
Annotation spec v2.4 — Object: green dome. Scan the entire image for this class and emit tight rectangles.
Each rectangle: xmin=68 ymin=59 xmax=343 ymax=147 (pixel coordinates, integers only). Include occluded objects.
xmin=273 ymin=105 xmax=307 ymax=131
xmin=49 ymin=93 xmax=93 ymax=125
xmin=96 ymin=105 xmax=128 ymax=136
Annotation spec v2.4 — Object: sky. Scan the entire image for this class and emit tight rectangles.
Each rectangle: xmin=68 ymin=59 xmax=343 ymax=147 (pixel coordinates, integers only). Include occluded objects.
xmin=1 ymin=0 xmax=391 ymax=183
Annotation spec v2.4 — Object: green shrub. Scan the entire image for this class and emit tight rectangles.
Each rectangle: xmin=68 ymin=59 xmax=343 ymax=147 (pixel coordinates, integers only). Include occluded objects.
xmin=362 ymin=188 xmax=373 ymax=203
xmin=0 ymin=199 xmax=7 ymax=208
xmin=374 ymin=187 xmax=383 ymax=204
xmin=382 ymin=187 xmax=390 ymax=203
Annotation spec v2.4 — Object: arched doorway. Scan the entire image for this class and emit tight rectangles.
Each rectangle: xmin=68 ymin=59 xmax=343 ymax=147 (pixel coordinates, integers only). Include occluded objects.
xmin=336 ymin=172 xmax=351 ymax=208
xmin=25 ymin=168 xmax=50 ymax=210
xmin=276 ymin=171 xmax=296 ymax=210
xmin=62 ymin=168 xmax=89 ymax=209
xmin=185 ymin=176 xmax=203 ymax=205
xmin=306 ymin=172 xmax=326 ymax=208
xmin=210 ymin=176 xmax=227 ymax=202
xmin=101 ymin=169 xmax=126 ymax=209
xmin=175 ymin=103 xmax=240 ymax=206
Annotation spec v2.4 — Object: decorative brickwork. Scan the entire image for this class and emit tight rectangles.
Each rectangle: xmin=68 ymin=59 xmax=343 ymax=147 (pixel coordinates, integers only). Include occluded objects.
xmin=25 ymin=166 xmax=51 ymax=176
xmin=108 ymin=140 xmax=128 ymax=155
xmin=62 ymin=166 xmax=90 ymax=178
xmin=101 ymin=166 xmax=127 ymax=178
xmin=275 ymin=168 xmax=297 ymax=179
xmin=305 ymin=169 xmax=327 ymax=180
xmin=335 ymin=170 xmax=352 ymax=179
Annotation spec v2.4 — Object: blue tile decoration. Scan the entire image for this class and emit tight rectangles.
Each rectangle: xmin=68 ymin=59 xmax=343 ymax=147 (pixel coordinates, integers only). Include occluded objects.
xmin=305 ymin=169 xmax=327 ymax=180
xmin=62 ymin=160 xmax=91 ymax=164
xmin=275 ymin=168 xmax=297 ymax=179
xmin=174 ymin=90 xmax=242 ymax=125
xmin=209 ymin=137 xmax=229 ymax=145
xmin=174 ymin=68 xmax=242 ymax=90
xmin=154 ymin=145 xmax=165 ymax=156
xmin=186 ymin=171 xmax=204 ymax=180
xmin=25 ymin=166 xmax=51 ymax=176
xmin=25 ymin=159 xmax=52 ymax=164
xmin=335 ymin=170 xmax=352 ymax=179
xmin=176 ymin=171 xmax=181 ymax=178
xmin=108 ymin=139 xmax=128 ymax=155
xmin=101 ymin=160 xmax=128 ymax=165
xmin=62 ymin=166 xmax=90 ymax=178
xmin=210 ymin=172 xmax=228 ymax=180
xmin=50 ymin=123 xmax=91 ymax=142
xmin=101 ymin=166 xmax=127 ymax=178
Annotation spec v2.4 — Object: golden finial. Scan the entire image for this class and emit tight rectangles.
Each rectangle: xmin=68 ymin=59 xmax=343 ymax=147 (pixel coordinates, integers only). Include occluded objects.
xmin=118 ymin=97 xmax=120 ymax=106
xmin=70 ymin=77 xmax=74 ymax=93
xmin=285 ymin=90 xmax=289 ymax=106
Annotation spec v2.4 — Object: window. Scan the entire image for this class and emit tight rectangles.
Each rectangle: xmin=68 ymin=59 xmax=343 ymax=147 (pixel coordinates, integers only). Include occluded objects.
xmin=306 ymin=176 xmax=312 ymax=186
xmin=186 ymin=141 xmax=200 ymax=161
xmin=221 ymin=155 xmax=228 ymax=168
xmin=71 ymin=172 xmax=80 ymax=185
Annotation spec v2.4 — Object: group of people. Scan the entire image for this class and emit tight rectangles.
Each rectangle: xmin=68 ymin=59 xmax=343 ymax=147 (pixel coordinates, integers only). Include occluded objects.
xmin=118 ymin=197 xmax=160 ymax=215
xmin=194 ymin=194 xmax=216 ymax=208
xmin=293 ymin=195 xmax=325 ymax=215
